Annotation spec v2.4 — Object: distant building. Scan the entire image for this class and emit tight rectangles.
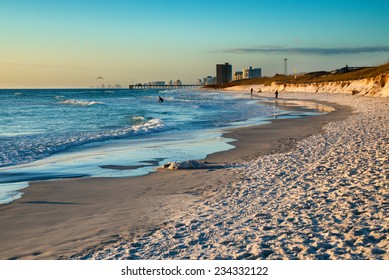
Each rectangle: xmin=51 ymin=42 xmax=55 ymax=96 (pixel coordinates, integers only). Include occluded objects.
xmin=173 ymin=79 xmax=182 ymax=86
xmin=233 ymin=71 xmax=243 ymax=80
xmin=251 ymin=68 xmax=262 ymax=78
xmin=200 ymin=76 xmax=216 ymax=85
xmin=243 ymin=66 xmax=262 ymax=79
xmin=216 ymin=62 xmax=232 ymax=84
xmin=243 ymin=68 xmax=250 ymax=79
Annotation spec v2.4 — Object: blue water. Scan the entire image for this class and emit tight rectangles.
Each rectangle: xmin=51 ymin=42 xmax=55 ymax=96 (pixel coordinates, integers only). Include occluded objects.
xmin=0 ymin=88 xmax=325 ymax=204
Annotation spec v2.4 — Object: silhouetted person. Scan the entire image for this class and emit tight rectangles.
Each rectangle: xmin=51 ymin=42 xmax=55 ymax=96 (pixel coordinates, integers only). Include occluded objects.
xmin=250 ymin=88 xmax=253 ymax=98
xmin=158 ymin=96 xmax=164 ymax=102
xmin=275 ymin=90 xmax=279 ymax=99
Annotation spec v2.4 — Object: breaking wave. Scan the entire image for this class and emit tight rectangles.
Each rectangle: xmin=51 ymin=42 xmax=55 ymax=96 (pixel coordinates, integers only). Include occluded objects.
xmin=0 ymin=119 xmax=165 ymax=168
xmin=59 ymin=99 xmax=103 ymax=106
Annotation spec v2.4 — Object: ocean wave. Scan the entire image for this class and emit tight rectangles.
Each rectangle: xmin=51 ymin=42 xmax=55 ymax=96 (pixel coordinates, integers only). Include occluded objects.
xmin=131 ymin=119 xmax=164 ymax=133
xmin=0 ymin=182 xmax=29 ymax=205
xmin=59 ymin=99 xmax=103 ymax=106
xmin=125 ymin=116 xmax=147 ymax=126
xmin=0 ymin=119 xmax=165 ymax=168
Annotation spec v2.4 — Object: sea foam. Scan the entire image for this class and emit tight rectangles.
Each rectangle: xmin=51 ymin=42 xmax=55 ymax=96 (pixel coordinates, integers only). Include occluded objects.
xmin=0 ymin=182 xmax=29 ymax=205
xmin=59 ymin=99 xmax=103 ymax=106
xmin=0 ymin=119 xmax=165 ymax=168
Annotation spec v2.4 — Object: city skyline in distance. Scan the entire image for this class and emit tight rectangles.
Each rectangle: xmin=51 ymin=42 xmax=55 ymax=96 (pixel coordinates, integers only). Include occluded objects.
xmin=1 ymin=0 xmax=389 ymax=88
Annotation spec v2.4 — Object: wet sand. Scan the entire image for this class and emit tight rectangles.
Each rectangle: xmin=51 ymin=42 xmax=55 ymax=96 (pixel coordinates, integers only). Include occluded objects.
xmin=0 ymin=93 xmax=360 ymax=259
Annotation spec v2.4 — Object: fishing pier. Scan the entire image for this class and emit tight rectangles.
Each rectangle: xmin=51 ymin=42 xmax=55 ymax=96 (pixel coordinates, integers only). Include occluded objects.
xmin=129 ymin=84 xmax=202 ymax=90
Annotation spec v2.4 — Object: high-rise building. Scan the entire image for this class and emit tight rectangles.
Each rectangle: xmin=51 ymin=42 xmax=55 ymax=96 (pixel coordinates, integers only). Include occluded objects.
xmin=233 ymin=71 xmax=243 ymax=80
xmin=243 ymin=67 xmax=251 ymax=79
xmin=216 ymin=62 xmax=232 ymax=84
xmin=201 ymin=76 xmax=216 ymax=85
xmin=251 ymin=68 xmax=262 ymax=78
xmin=243 ymin=66 xmax=262 ymax=79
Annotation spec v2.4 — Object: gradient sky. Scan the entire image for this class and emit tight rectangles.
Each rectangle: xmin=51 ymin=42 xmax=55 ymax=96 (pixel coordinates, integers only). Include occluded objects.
xmin=1 ymin=0 xmax=388 ymax=88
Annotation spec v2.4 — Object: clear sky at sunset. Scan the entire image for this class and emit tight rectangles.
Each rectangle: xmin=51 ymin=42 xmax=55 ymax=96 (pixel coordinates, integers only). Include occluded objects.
xmin=1 ymin=0 xmax=388 ymax=88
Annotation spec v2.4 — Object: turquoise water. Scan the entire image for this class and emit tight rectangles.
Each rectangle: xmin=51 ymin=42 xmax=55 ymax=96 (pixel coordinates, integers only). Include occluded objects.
xmin=0 ymin=88 xmax=323 ymax=204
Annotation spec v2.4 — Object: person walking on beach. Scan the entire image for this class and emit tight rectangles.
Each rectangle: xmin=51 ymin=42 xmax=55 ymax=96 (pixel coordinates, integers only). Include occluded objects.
xmin=250 ymin=88 xmax=253 ymax=99
xmin=275 ymin=90 xmax=279 ymax=99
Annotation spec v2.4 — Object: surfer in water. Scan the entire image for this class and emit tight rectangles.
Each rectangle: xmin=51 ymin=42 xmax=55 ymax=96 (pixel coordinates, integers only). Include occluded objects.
xmin=158 ymin=96 xmax=164 ymax=103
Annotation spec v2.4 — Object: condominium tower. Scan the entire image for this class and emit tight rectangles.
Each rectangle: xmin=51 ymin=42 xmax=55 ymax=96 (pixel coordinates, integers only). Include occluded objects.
xmin=216 ymin=62 xmax=232 ymax=84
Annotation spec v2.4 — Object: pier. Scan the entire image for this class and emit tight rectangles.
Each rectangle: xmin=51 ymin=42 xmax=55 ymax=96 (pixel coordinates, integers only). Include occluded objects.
xmin=129 ymin=84 xmax=203 ymax=90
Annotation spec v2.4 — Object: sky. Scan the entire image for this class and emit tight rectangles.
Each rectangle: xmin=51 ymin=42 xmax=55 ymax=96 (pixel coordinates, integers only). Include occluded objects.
xmin=1 ymin=0 xmax=389 ymax=88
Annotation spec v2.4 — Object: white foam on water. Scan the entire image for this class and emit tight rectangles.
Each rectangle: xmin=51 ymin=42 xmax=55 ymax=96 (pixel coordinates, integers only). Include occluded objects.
xmin=0 ymin=182 xmax=29 ymax=204
xmin=0 ymin=119 xmax=166 ymax=168
xmin=59 ymin=99 xmax=103 ymax=106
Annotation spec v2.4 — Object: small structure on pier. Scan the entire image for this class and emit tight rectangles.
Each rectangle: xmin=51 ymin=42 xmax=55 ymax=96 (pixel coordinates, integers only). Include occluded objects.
xmin=129 ymin=84 xmax=202 ymax=90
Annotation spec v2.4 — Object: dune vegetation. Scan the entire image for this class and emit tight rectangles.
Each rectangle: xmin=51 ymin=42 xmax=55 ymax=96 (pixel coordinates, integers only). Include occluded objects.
xmin=207 ymin=62 xmax=389 ymax=89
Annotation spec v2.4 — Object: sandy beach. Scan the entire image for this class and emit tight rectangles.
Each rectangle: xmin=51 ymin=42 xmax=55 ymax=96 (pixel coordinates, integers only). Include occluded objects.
xmin=0 ymin=91 xmax=387 ymax=260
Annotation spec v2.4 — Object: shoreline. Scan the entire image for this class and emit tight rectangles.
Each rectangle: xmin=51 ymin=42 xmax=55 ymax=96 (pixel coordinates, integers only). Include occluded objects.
xmin=71 ymin=92 xmax=388 ymax=260
xmin=0 ymin=92 xmax=378 ymax=260
xmin=206 ymin=97 xmax=351 ymax=164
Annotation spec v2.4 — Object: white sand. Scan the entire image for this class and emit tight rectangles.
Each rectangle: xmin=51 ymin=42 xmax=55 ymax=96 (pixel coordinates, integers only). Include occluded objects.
xmin=71 ymin=92 xmax=389 ymax=260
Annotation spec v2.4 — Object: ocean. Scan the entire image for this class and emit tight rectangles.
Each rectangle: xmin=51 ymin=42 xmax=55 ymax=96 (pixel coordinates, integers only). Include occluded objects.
xmin=0 ymin=88 xmax=322 ymax=204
